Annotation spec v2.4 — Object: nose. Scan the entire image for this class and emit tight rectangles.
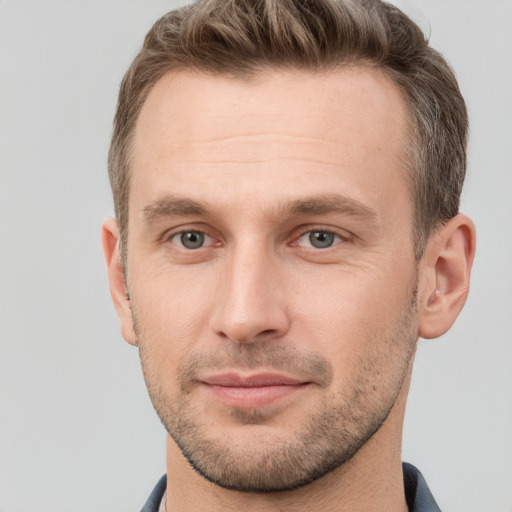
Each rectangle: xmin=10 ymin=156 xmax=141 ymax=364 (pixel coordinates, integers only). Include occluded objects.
xmin=210 ymin=241 xmax=291 ymax=344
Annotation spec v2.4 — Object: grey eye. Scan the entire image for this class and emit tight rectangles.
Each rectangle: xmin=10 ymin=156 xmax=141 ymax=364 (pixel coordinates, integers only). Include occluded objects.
xmin=178 ymin=231 xmax=205 ymax=249
xmin=308 ymin=231 xmax=336 ymax=249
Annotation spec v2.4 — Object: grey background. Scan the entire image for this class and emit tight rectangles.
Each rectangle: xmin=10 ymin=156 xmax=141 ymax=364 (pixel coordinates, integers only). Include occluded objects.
xmin=0 ymin=1 xmax=511 ymax=511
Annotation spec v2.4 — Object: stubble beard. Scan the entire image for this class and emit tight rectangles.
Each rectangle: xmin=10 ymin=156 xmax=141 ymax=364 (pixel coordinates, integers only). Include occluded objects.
xmin=135 ymin=289 xmax=418 ymax=493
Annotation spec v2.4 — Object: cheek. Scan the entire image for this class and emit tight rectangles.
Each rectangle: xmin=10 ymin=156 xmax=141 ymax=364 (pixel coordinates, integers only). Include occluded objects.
xmin=131 ymin=265 xmax=217 ymax=370
xmin=289 ymin=265 xmax=416 ymax=364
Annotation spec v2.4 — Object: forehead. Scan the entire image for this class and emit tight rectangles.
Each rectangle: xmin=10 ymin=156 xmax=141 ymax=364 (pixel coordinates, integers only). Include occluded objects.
xmin=130 ymin=67 xmax=411 ymax=221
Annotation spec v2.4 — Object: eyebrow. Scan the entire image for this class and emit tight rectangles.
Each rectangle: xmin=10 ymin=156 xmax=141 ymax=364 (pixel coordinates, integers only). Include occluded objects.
xmin=283 ymin=195 xmax=377 ymax=220
xmin=142 ymin=196 xmax=211 ymax=222
xmin=141 ymin=193 xmax=377 ymax=223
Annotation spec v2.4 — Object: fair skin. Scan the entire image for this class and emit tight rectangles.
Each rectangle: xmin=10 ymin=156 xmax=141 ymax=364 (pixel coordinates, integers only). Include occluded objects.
xmin=103 ymin=68 xmax=475 ymax=511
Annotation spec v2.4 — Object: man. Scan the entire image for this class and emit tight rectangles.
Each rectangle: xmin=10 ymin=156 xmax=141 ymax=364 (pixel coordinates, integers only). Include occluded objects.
xmin=102 ymin=0 xmax=476 ymax=510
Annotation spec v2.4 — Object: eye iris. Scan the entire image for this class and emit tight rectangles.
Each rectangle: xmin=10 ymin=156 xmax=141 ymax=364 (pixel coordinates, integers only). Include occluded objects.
xmin=180 ymin=231 xmax=204 ymax=249
xmin=309 ymin=231 xmax=334 ymax=248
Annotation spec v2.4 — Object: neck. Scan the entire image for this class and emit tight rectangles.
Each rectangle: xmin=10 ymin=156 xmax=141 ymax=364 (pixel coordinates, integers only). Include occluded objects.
xmin=165 ymin=369 xmax=413 ymax=512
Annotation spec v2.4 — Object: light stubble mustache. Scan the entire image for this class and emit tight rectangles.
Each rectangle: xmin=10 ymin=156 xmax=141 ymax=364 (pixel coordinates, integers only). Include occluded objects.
xmin=176 ymin=341 xmax=335 ymax=394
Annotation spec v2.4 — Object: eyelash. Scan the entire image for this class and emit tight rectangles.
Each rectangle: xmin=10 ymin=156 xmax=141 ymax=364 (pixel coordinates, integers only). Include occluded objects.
xmin=167 ymin=229 xmax=218 ymax=250
xmin=163 ymin=226 xmax=350 ymax=251
xmin=294 ymin=228 xmax=346 ymax=249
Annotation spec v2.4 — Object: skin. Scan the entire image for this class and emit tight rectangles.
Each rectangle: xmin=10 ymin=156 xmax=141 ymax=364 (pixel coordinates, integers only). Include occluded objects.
xmin=103 ymin=68 xmax=476 ymax=511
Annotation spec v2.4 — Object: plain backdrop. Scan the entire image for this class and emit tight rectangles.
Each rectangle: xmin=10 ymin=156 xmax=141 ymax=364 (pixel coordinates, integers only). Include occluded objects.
xmin=0 ymin=1 xmax=511 ymax=511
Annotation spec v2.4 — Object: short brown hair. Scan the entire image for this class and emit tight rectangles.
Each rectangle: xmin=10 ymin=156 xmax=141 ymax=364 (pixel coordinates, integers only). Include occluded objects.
xmin=108 ymin=0 xmax=468 ymax=263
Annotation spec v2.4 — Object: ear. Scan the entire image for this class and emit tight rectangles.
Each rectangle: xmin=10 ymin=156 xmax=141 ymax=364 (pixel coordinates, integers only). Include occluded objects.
xmin=418 ymin=214 xmax=476 ymax=339
xmin=101 ymin=218 xmax=137 ymax=346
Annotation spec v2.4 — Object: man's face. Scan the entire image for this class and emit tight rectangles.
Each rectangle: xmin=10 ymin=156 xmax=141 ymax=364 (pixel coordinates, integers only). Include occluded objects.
xmin=125 ymin=68 xmax=420 ymax=491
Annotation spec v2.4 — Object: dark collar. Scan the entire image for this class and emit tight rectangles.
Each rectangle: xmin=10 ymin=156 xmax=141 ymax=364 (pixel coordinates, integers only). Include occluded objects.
xmin=141 ymin=463 xmax=441 ymax=512
xmin=403 ymin=462 xmax=442 ymax=512
xmin=140 ymin=474 xmax=166 ymax=512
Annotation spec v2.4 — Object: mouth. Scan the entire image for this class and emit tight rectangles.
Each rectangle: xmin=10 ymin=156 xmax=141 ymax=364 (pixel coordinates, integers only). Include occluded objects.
xmin=200 ymin=372 xmax=311 ymax=408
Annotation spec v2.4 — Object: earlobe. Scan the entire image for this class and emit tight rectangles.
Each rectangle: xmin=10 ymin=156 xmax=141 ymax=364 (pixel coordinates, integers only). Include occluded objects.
xmin=418 ymin=214 xmax=476 ymax=340
xmin=101 ymin=218 xmax=137 ymax=346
